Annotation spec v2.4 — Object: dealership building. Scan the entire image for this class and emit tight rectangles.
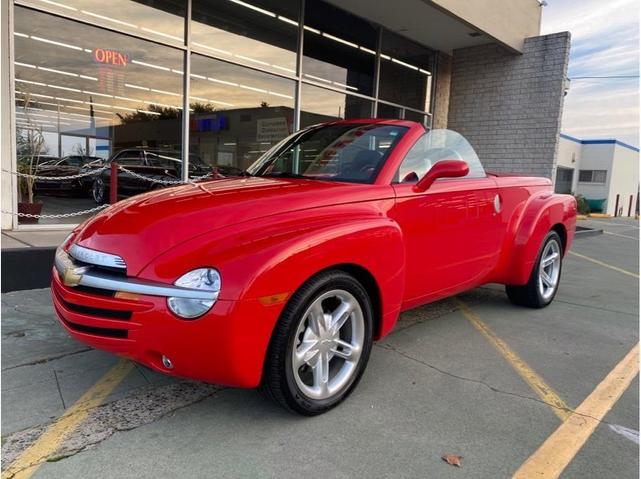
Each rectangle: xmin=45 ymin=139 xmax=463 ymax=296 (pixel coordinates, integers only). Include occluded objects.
xmin=1 ymin=0 xmax=570 ymax=231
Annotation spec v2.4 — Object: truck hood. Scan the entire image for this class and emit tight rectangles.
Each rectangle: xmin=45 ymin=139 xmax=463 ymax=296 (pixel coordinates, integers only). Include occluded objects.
xmin=75 ymin=177 xmax=388 ymax=275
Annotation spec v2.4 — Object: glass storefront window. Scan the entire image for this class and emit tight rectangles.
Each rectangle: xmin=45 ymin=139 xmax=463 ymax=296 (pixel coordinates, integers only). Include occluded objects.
xmin=14 ymin=7 xmax=184 ymax=224
xmin=404 ymin=110 xmax=429 ymax=125
xmin=189 ymin=53 xmax=296 ymax=171
xmin=192 ymin=0 xmax=299 ymax=77
xmin=8 ymin=0 xmax=435 ymax=229
xmin=302 ymin=0 xmax=377 ymax=96
xmin=18 ymin=0 xmax=186 ymax=46
xmin=377 ymin=103 xmax=402 ymax=120
xmin=299 ymin=83 xmax=373 ymax=129
xmin=379 ymin=29 xmax=435 ymax=112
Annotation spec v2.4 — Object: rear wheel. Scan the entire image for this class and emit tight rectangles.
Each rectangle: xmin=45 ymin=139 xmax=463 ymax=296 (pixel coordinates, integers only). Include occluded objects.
xmin=261 ymin=270 xmax=373 ymax=415
xmin=506 ymin=231 xmax=563 ymax=308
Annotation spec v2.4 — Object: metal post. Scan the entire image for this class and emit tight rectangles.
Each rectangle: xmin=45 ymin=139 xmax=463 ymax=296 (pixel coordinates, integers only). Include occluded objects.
xmin=372 ymin=26 xmax=382 ymax=118
xmin=180 ymin=0 xmax=192 ymax=182
xmin=293 ymin=0 xmax=305 ymax=133
xmin=110 ymin=161 xmax=118 ymax=204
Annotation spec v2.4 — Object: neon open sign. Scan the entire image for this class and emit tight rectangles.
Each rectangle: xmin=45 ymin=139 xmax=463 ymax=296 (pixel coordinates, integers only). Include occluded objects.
xmin=93 ymin=48 xmax=129 ymax=67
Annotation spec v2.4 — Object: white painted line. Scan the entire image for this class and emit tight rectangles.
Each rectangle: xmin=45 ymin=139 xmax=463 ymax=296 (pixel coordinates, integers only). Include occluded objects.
xmin=608 ymin=424 xmax=640 ymax=444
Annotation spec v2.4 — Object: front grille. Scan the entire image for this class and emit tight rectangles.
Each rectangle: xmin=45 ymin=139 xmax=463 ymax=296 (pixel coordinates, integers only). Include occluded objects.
xmin=58 ymin=314 xmax=128 ymax=339
xmin=54 ymin=288 xmax=132 ymax=320
xmin=74 ymin=285 xmax=115 ymax=297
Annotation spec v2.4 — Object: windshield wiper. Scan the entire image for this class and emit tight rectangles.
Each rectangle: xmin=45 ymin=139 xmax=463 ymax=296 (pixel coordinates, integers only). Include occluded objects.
xmin=262 ymin=172 xmax=307 ymax=179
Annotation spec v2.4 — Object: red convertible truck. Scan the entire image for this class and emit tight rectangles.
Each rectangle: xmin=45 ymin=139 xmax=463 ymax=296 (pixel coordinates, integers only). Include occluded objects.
xmin=52 ymin=120 xmax=576 ymax=415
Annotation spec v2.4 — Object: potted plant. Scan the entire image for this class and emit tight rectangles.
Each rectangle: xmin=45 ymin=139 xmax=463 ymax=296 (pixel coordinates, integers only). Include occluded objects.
xmin=16 ymin=99 xmax=46 ymax=224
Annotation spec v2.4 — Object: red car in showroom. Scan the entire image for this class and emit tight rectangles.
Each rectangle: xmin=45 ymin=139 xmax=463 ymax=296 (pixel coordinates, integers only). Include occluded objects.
xmin=52 ymin=120 xmax=576 ymax=415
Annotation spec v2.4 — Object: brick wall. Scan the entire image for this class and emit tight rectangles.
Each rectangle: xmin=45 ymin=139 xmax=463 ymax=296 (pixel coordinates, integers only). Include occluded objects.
xmin=447 ymin=32 xmax=571 ymax=178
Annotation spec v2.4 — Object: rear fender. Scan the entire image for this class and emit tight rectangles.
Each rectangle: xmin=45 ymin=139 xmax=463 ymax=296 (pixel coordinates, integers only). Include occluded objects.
xmin=496 ymin=193 xmax=576 ymax=285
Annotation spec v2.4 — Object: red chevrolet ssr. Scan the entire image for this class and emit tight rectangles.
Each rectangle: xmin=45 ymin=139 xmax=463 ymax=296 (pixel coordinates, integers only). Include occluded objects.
xmin=52 ymin=120 xmax=576 ymax=415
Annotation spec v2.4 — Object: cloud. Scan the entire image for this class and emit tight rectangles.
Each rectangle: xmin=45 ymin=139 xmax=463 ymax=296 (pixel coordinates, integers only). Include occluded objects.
xmin=542 ymin=0 xmax=639 ymax=146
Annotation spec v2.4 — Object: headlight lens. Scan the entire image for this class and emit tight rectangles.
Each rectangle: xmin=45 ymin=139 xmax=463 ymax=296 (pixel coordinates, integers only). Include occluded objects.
xmin=167 ymin=268 xmax=221 ymax=319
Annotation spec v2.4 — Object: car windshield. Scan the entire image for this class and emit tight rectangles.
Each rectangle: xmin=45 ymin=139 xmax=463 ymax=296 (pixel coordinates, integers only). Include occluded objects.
xmin=247 ymin=123 xmax=409 ymax=184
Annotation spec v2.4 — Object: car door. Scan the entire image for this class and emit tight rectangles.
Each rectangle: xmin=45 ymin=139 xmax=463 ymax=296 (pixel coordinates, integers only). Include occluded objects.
xmin=390 ymin=130 xmax=503 ymax=308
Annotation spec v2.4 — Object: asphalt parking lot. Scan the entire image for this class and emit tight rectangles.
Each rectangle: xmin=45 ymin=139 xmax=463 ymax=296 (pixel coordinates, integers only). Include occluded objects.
xmin=2 ymin=217 xmax=639 ymax=478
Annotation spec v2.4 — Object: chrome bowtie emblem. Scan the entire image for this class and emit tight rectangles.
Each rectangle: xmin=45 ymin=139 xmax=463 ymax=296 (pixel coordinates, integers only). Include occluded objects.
xmin=63 ymin=266 xmax=91 ymax=287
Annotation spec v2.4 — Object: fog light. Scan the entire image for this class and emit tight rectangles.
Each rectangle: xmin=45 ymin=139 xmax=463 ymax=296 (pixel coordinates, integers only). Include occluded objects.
xmin=162 ymin=355 xmax=173 ymax=369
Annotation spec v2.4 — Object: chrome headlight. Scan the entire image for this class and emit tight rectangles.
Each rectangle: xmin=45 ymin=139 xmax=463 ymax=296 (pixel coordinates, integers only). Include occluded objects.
xmin=167 ymin=268 xmax=221 ymax=319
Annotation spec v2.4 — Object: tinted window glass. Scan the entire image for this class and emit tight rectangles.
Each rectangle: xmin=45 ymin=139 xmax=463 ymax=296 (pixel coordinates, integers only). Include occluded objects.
xmin=192 ymin=0 xmax=299 ymax=76
xmin=189 ymin=53 xmax=296 ymax=171
xmin=302 ymin=0 xmax=377 ymax=96
xmin=300 ymin=83 xmax=373 ymax=129
xmin=19 ymin=0 xmax=186 ymax=46
xmin=379 ymin=29 xmax=434 ymax=112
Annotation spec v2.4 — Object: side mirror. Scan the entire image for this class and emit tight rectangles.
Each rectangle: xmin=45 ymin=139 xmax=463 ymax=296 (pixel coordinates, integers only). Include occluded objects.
xmin=413 ymin=160 xmax=469 ymax=192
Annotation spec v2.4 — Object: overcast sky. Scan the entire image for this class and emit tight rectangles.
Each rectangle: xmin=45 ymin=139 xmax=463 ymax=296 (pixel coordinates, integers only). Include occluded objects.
xmin=541 ymin=0 xmax=639 ymax=146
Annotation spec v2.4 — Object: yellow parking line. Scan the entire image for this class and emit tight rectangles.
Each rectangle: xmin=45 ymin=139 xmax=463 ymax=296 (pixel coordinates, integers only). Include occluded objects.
xmin=453 ymin=298 xmax=571 ymax=421
xmin=513 ymin=343 xmax=639 ymax=479
xmin=2 ymin=359 xmax=133 ymax=479
xmin=568 ymin=251 xmax=639 ymax=278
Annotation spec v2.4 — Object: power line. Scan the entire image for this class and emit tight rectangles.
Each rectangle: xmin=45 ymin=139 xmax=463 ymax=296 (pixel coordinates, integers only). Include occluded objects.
xmin=570 ymin=75 xmax=639 ymax=79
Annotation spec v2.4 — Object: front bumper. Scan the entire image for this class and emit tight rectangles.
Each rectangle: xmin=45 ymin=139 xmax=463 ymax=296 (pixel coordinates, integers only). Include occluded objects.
xmin=51 ymin=249 xmax=284 ymax=388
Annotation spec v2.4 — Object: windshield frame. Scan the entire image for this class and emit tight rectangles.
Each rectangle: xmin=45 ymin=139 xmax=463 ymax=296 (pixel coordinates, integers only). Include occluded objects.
xmin=246 ymin=122 xmax=409 ymax=185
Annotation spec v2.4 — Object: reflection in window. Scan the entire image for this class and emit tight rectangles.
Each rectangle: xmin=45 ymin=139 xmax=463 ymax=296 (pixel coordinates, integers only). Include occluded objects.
xmin=19 ymin=0 xmax=186 ymax=46
xmin=189 ymin=53 xmax=296 ymax=171
xmin=303 ymin=0 xmax=377 ymax=96
xmin=14 ymin=7 xmax=184 ymax=224
xmin=379 ymin=29 xmax=435 ymax=112
xmin=192 ymin=0 xmax=299 ymax=76
xmin=300 ymin=83 xmax=373 ymax=129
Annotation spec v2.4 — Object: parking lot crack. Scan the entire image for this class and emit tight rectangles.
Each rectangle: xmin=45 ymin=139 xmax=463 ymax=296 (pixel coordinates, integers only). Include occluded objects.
xmin=1 ymin=348 xmax=92 ymax=372
xmin=376 ymin=342 xmax=612 ymax=426
xmin=53 ymin=370 xmax=67 ymax=409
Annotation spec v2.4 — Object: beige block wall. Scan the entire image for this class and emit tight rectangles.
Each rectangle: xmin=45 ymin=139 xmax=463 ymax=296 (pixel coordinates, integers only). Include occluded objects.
xmin=430 ymin=0 xmax=542 ymax=52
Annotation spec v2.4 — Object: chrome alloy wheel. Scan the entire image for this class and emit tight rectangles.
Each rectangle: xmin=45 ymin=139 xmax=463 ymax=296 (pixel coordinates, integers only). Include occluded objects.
xmin=291 ymin=289 xmax=364 ymax=400
xmin=538 ymin=239 xmax=561 ymax=300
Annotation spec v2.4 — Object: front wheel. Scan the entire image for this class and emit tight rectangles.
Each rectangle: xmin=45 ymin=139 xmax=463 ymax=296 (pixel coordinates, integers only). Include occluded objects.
xmin=92 ymin=177 xmax=108 ymax=204
xmin=261 ymin=271 xmax=374 ymax=415
xmin=506 ymin=231 xmax=563 ymax=308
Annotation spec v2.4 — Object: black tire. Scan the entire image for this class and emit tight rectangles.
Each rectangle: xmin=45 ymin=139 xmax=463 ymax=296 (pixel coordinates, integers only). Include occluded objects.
xmin=92 ymin=177 xmax=107 ymax=204
xmin=261 ymin=270 xmax=374 ymax=416
xmin=506 ymin=231 xmax=563 ymax=308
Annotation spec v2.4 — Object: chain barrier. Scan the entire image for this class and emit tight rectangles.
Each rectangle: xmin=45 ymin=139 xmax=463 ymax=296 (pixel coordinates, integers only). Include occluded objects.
xmin=1 ymin=164 xmax=213 ymax=219
xmin=1 ymin=166 xmax=109 ymax=181
xmin=116 ymin=166 xmax=213 ymax=184
xmin=2 ymin=204 xmax=110 ymax=219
